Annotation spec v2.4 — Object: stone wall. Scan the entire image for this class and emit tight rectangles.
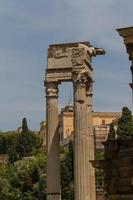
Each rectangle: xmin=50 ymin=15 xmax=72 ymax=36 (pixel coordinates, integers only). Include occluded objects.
xmin=104 ymin=140 xmax=133 ymax=200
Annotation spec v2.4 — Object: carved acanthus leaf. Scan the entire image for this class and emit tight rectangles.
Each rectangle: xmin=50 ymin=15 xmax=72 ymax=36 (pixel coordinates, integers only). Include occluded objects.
xmin=46 ymin=85 xmax=58 ymax=97
xmin=73 ymin=69 xmax=92 ymax=87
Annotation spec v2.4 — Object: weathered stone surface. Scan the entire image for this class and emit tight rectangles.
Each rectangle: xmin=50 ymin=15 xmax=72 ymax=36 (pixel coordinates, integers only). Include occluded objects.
xmin=45 ymin=82 xmax=61 ymax=200
xmin=117 ymin=27 xmax=133 ymax=61
xmin=109 ymin=194 xmax=133 ymax=200
xmin=45 ymin=42 xmax=105 ymax=200
xmin=73 ymin=70 xmax=92 ymax=200
xmin=117 ymin=27 xmax=133 ymax=92
xmin=104 ymin=140 xmax=133 ymax=198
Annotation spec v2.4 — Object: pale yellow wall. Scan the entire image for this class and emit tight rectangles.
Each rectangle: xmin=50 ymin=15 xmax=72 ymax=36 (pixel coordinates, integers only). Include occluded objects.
xmin=62 ymin=113 xmax=73 ymax=138
xmin=40 ymin=111 xmax=121 ymax=143
xmin=93 ymin=116 xmax=118 ymax=126
xmin=61 ymin=112 xmax=121 ymax=139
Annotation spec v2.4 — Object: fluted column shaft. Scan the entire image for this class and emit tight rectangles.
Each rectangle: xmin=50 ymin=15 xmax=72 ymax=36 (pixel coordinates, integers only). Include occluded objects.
xmin=73 ymin=75 xmax=90 ymax=200
xmin=86 ymin=84 xmax=96 ymax=200
xmin=46 ymin=82 xmax=61 ymax=200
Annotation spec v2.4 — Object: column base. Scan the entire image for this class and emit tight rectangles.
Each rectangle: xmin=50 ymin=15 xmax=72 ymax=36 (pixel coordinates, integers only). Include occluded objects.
xmin=47 ymin=193 xmax=61 ymax=200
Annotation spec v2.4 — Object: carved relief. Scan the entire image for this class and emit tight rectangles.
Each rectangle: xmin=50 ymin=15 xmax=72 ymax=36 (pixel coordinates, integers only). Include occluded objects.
xmin=79 ymin=44 xmax=96 ymax=56
xmin=72 ymin=69 xmax=93 ymax=102
xmin=71 ymin=48 xmax=85 ymax=66
xmin=48 ymin=47 xmax=70 ymax=59
xmin=79 ymin=43 xmax=105 ymax=56
xmin=46 ymin=84 xmax=58 ymax=97
xmin=71 ymin=44 xmax=103 ymax=67
xmin=73 ymin=69 xmax=92 ymax=86
xmin=76 ymin=74 xmax=89 ymax=87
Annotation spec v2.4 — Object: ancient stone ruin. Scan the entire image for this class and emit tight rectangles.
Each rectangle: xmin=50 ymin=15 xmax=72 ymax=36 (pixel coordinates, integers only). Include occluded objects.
xmin=94 ymin=27 xmax=133 ymax=200
xmin=104 ymin=139 xmax=133 ymax=200
xmin=44 ymin=42 xmax=105 ymax=200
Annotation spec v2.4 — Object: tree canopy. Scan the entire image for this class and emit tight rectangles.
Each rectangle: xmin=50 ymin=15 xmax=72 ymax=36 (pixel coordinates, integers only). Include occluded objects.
xmin=0 ymin=152 xmax=46 ymax=200
xmin=61 ymin=141 xmax=74 ymax=200
xmin=0 ymin=130 xmax=42 ymax=163
xmin=22 ymin=118 xmax=28 ymax=133
xmin=117 ymin=107 xmax=133 ymax=140
xmin=107 ymin=123 xmax=116 ymax=140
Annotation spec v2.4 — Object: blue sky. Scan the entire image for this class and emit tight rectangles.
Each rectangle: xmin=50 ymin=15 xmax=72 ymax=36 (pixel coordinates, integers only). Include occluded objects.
xmin=0 ymin=0 xmax=133 ymax=131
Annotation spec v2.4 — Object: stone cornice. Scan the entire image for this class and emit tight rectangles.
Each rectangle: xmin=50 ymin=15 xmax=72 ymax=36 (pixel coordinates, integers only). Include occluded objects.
xmin=60 ymin=110 xmax=121 ymax=118
xmin=117 ymin=27 xmax=133 ymax=61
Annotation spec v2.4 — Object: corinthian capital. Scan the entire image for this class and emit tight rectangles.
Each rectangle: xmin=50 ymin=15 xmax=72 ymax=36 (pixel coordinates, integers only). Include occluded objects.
xmin=72 ymin=68 xmax=92 ymax=86
xmin=45 ymin=82 xmax=58 ymax=97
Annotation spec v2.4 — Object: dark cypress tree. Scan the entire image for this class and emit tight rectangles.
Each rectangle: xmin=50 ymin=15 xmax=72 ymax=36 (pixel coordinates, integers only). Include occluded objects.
xmin=117 ymin=107 xmax=133 ymax=140
xmin=107 ymin=123 xmax=116 ymax=140
xmin=22 ymin=117 xmax=28 ymax=133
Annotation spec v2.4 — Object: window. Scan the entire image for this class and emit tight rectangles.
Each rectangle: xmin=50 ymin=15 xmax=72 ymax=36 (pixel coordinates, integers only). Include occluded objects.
xmin=102 ymin=119 xmax=105 ymax=125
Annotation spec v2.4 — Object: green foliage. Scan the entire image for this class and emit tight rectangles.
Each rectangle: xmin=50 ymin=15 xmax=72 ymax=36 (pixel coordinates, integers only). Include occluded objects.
xmin=95 ymin=150 xmax=104 ymax=160
xmin=0 ymin=144 xmax=75 ymax=200
xmin=95 ymin=150 xmax=104 ymax=192
xmin=22 ymin=118 xmax=28 ymax=133
xmin=61 ymin=141 xmax=74 ymax=200
xmin=117 ymin=107 xmax=133 ymax=140
xmin=0 ymin=153 xmax=46 ymax=200
xmin=107 ymin=123 xmax=116 ymax=140
xmin=0 ymin=163 xmax=6 ymax=176
xmin=0 ymin=134 xmax=76 ymax=199
xmin=17 ymin=131 xmax=42 ymax=161
xmin=0 ymin=131 xmax=42 ymax=163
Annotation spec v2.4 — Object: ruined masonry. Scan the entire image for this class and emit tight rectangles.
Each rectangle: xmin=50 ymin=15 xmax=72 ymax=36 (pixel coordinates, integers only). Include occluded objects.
xmin=44 ymin=42 xmax=105 ymax=200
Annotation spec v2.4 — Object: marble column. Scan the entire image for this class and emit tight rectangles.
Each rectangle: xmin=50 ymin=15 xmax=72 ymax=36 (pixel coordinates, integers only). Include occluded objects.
xmin=45 ymin=82 xmax=61 ymax=200
xmin=86 ymin=83 xmax=96 ymax=200
xmin=73 ymin=72 xmax=91 ymax=200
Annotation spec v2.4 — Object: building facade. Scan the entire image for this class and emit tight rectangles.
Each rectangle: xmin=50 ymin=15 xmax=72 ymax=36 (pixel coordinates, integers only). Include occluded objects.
xmin=39 ymin=105 xmax=121 ymax=149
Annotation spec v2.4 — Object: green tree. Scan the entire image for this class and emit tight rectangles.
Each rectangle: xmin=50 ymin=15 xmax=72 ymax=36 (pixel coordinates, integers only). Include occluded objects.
xmin=0 ymin=131 xmax=42 ymax=163
xmin=61 ymin=141 xmax=74 ymax=200
xmin=22 ymin=118 xmax=28 ymax=133
xmin=18 ymin=130 xmax=42 ymax=160
xmin=107 ymin=123 xmax=116 ymax=140
xmin=117 ymin=106 xmax=133 ymax=140
xmin=0 ymin=153 xmax=46 ymax=200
